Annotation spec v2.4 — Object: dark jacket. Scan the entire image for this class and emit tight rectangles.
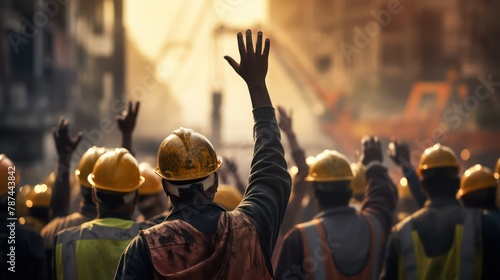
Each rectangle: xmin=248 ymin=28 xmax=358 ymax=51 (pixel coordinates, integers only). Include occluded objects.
xmin=275 ymin=162 xmax=397 ymax=279
xmin=114 ymin=107 xmax=292 ymax=279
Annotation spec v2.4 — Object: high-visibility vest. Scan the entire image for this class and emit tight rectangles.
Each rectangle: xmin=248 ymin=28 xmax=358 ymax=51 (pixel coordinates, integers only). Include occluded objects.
xmin=396 ymin=208 xmax=483 ymax=280
xmin=55 ymin=218 xmax=140 ymax=280
xmin=296 ymin=217 xmax=384 ymax=280
xmin=142 ymin=210 xmax=271 ymax=279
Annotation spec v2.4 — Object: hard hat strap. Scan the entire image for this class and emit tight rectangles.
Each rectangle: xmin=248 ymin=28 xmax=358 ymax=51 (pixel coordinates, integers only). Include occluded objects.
xmin=166 ymin=174 xmax=216 ymax=197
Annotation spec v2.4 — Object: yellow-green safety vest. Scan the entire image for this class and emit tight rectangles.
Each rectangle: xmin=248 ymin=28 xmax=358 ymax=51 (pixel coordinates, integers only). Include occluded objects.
xmin=55 ymin=218 xmax=140 ymax=280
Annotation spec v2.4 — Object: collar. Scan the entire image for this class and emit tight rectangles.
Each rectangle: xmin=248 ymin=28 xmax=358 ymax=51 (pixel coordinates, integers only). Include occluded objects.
xmin=166 ymin=202 xmax=226 ymax=221
xmin=79 ymin=203 xmax=97 ymax=217
xmin=424 ymin=197 xmax=461 ymax=208
xmin=314 ymin=205 xmax=356 ymax=219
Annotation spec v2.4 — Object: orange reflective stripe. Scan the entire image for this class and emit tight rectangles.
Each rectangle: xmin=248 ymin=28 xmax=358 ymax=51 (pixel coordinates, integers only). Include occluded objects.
xmin=312 ymin=219 xmax=335 ymax=279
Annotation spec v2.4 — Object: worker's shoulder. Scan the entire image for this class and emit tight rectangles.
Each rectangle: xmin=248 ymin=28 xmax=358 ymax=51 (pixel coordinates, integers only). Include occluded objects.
xmin=392 ymin=208 xmax=426 ymax=233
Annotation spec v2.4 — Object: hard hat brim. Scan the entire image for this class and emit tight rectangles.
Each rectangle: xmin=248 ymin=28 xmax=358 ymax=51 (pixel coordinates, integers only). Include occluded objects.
xmin=88 ymin=174 xmax=145 ymax=193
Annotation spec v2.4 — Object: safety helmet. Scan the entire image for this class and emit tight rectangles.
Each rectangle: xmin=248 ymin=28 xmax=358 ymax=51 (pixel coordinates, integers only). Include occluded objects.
xmin=418 ymin=144 xmax=460 ymax=176
xmin=155 ymin=128 xmax=223 ymax=181
xmin=305 ymin=150 xmax=354 ymax=182
xmin=25 ymin=184 xmax=52 ymax=208
xmin=88 ymin=148 xmax=144 ymax=193
xmin=494 ymin=158 xmax=500 ymax=180
xmin=398 ymin=177 xmax=411 ymax=199
xmin=214 ymin=184 xmax=243 ymax=210
xmin=16 ymin=185 xmax=32 ymax=217
xmin=0 ymin=154 xmax=19 ymax=196
xmin=457 ymin=164 xmax=497 ymax=199
xmin=350 ymin=162 xmax=366 ymax=195
xmin=76 ymin=147 xmax=111 ymax=188
xmin=138 ymin=162 xmax=163 ymax=195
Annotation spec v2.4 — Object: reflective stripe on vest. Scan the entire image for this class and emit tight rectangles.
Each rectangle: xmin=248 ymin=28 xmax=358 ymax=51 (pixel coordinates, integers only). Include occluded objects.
xmin=297 ymin=216 xmax=382 ymax=280
xmin=55 ymin=218 xmax=140 ymax=280
xmin=397 ymin=208 xmax=482 ymax=280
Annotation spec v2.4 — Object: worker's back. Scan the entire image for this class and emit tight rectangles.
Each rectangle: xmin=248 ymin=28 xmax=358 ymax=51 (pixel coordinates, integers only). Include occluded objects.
xmin=393 ymin=198 xmax=482 ymax=279
xmin=142 ymin=209 xmax=269 ymax=279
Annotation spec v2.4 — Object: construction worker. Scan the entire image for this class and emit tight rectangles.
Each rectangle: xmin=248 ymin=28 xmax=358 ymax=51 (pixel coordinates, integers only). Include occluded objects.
xmin=41 ymin=146 xmax=108 ymax=266
xmin=275 ymin=136 xmax=397 ymax=279
xmin=115 ymin=29 xmax=291 ymax=279
xmin=20 ymin=183 xmax=51 ymax=232
xmin=55 ymin=148 xmax=144 ymax=279
xmin=380 ymin=144 xmax=500 ymax=279
xmin=0 ymin=154 xmax=47 ymax=279
xmin=137 ymin=162 xmax=168 ymax=220
xmin=458 ymin=164 xmax=500 ymax=224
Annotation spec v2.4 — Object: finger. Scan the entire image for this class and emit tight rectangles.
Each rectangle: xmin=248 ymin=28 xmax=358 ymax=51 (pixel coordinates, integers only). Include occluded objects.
xmin=52 ymin=128 xmax=58 ymax=142
xmin=373 ymin=135 xmax=379 ymax=144
xmin=263 ymin=38 xmax=270 ymax=59
xmin=277 ymin=105 xmax=285 ymax=115
xmin=73 ymin=131 xmax=84 ymax=145
xmin=224 ymin=56 xmax=239 ymax=72
xmin=361 ymin=135 xmax=370 ymax=146
xmin=245 ymin=29 xmax=254 ymax=55
xmin=57 ymin=116 xmax=65 ymax=130
xmin=134 ymin=101 xmax=141 ymax=115
xmin=237 ymin=32 xmax=246 ymax=58
xmin=128 ymin=101 xmax=132 ymax=114
xmin=256 ymin=31 xmax=262 ymax=55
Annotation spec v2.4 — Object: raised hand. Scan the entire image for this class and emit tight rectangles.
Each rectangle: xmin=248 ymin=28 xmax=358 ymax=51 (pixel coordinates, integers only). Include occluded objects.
xmin=387 ymin=138 xmax=410 ymax=167
xmin=359 ymin=135 xmax=383 ymax=166
xmin=224 ymin=30 xmax=272 ymax=108
xmin=52 ymin=117 xmax=83 ymax=161
xmin=116 ymin=101 xmax=140 ymax=136
xmin=277 ymin=106 xmax=293 ymax=134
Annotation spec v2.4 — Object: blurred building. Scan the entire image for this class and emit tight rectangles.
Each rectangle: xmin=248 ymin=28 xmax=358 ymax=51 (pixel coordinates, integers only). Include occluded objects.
xmin=269 ymin=0 xmax=500 ymax=119
xmin=0 ymin=0 xmax=75 ymax=161
xmin=269 ymin=0 xmax=500 ymax=167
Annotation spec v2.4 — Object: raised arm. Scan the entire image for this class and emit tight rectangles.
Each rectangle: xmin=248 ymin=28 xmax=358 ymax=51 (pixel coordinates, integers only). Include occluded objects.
xmin=359 ymin=136 xmax=397 ymax=232
xmin=388 ymin=139 xmax=426 ymax=208
xmin=51 ymin=117 xmax=83 ymax=219
xmin=116 ymin=101 xmax=140 ymax=156
xmin=277 ymin=105 xmax=309 ymax=235
xmin=224 ymin=30 xmax=292 ymax=261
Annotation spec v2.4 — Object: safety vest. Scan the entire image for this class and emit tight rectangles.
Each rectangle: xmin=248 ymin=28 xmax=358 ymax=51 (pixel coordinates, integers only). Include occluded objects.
xmin=396 ymin=208 xmax=483 ymax=280
xmin=296 ymin=217 xmax=383 ymax=280
xmin=55 ymin=218 xmax=140 ymax=280
xmin=142 ymin=210 xmax=271 ymax=279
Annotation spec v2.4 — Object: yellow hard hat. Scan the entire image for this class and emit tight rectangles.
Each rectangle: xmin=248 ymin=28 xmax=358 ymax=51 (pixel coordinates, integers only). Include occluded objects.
xmin=0 ymin=154 xmax=19 ymax=196
xmin=457 ymin=164 xmax=497 ymax=199
xmin=75 ymin=147 xmax=111 ymax=188
xmin=214 ymin=184 xmax=243 ymax=210
xmin=16 ymin=185 xmax=32 ymax=217
xmin=398 ymin=177 xmax=411 ymax=199
xmin=350 ymin=162 xmax=366 ymax=195
xmin=418 ymin=144 xmax=460 ymax=176
xmin=25 ymin=184 xmax=52 ymax=208
xmin=155 ymin=128 xmax=223 ymax=181
xmin=88 ymin=148 xmax=144 ymax=193
xmin=305 ymin=150 xmax=354 ymax=182
xmin=138 ymin=162 xmax=163 ymax=195
xmin=494 ymin=158 xmax=500 ymax=180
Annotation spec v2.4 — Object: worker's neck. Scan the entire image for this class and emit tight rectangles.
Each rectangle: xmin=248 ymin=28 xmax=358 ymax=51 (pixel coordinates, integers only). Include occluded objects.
xmin=96 ymin=207 xmax=135 ymax=220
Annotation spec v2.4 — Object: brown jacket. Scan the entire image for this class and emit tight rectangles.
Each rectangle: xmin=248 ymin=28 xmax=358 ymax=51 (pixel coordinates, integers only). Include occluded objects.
xmin=142 ymin=210 xmax=271 ymax=280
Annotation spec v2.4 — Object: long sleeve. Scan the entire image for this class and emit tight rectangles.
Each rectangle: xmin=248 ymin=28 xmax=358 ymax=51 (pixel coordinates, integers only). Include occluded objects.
xmin=403 ymin=165 xmax=426 ymax=208
xmin=361 ymin=163 xmax=398 ymax=233
xmin=237 ymin=107 xmax=292 ymax=263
